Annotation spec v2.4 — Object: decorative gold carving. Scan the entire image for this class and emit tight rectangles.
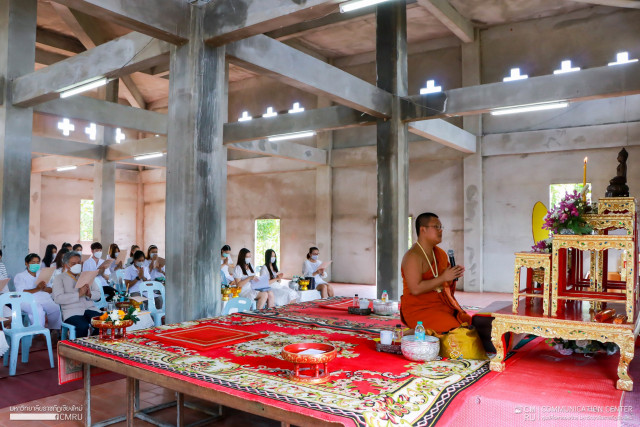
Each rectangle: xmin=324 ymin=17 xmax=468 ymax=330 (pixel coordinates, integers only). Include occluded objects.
xmin=598 ymin=197 xmax=637 ymax=216
xmin=584 ymin=214 xmax=635 ymax=235
xmin=513 ymin=253 xmax=551 ymax=315
xmin=490 ymin=314 xmax=637 ymax=391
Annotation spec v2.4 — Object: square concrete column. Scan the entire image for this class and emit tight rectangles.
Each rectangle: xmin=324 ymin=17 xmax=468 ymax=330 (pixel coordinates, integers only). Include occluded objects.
xmin=316 ymin=97 xmax=333 ymax=280
xmin=462 ymin=30 xmax=483 ymax=292
xmin=165 ymin=8 xmax=226 ymax=322
xmin=0 ymin=0 xmax=36 ymax=276
xmin=29 ymin=172 xmax=41 ymax=253
xmin=375 ymin=0 xmax=409 ymax=300
xmin=93 ymin=81 xmax=118 ymax=249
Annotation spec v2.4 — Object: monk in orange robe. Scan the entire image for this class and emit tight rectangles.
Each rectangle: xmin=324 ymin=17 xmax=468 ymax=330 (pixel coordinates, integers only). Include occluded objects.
xmin=401 ymin=212 xmax=468 ymax=333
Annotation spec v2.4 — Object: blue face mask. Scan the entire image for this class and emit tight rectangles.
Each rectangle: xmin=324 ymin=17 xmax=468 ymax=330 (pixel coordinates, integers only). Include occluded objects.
xmin=29 ymin=264 xmax=41 ymax=273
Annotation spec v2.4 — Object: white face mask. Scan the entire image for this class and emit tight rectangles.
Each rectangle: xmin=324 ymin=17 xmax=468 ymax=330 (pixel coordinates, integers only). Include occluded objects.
xmin=93 ymin=251 xmax=102 ymax=259
xmin=114 ymin=252 xmax=120 ymax=258
xmin=245 ymin=257 xmax=251 ymax=264
xmin=135 ymin=261 xmax=144 ymax=268
xmin=70 ymin=264 xmax=82 ymax=275
xmin=271 ymin=257 xmax=276 ymax=264
xmin=151 ymin=253 xmax=158 ymax=258
xmin=52 ymin=252 xmax=57 ymax=258
xmin=311 ymin=255 xmax=319 ymax=261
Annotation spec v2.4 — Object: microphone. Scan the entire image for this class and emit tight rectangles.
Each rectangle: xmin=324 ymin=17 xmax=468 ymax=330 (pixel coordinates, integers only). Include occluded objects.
xmin=447 ymin=249 xmax=458 ymax=283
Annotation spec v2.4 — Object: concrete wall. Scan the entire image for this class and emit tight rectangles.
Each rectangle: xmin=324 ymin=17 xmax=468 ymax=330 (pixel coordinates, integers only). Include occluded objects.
xmin=36 ymin=174 xmax=137 ymax=256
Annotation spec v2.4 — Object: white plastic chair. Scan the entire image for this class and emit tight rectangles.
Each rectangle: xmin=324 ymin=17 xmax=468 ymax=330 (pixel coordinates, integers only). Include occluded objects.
xmin=93 ymin=278 xmax=108 ymax=310
xmin=0 ymin=292 xmax=54 ymax=376
xmin=222 ymin=297 xmax=254 ymax=315
xmin=139 ymin=281 xmax=165 ymax=327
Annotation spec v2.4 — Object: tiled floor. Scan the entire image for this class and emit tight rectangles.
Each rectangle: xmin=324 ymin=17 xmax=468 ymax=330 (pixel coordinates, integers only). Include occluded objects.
xmin=0 ymin=288 xmax=512 ymax=426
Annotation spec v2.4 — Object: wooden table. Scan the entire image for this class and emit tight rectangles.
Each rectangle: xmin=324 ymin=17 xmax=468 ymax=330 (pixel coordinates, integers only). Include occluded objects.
xmin=58 ymin=343 xmax=341 ymax=427
xmin=490 ymin=299 xmax=640 ymax=391
xmin=512 ymin=252 xmax=551 ymax=315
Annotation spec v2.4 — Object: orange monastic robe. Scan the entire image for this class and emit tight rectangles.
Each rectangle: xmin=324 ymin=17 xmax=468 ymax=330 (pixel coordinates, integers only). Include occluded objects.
xmin=400 ymin=246 xmax=470 ymax=333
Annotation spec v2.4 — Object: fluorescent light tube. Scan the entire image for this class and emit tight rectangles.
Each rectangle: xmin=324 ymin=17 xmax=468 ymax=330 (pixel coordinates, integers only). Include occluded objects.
xmin=268 ymin=131 xmax=316 ymax=142
xmin=60 ymin=78 xmax=108 ymax=98
xmin=490 ymin=102 xmax=568 ymax=116
xmin=340 ymin=0 xmax=390 ymax=13
xmin=56 ymin=165 xmax=77 ymax=172
xmin=134 ymin=152 xmax=164 ymax=161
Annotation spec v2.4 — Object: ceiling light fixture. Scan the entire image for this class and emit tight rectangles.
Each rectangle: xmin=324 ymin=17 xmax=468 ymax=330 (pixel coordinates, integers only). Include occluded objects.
xmin=268 ymin=131 xmax=316 ymax=142
xmin=608 ymin=52 xmax=638 ymax=66
xmin=56 ymin=165 xmax=77 ymax=172
xmin=59 ymin=77 xmax=108 ymax=99
xmin=491 ymin=101 xmax=569 ymax=116
xmin=340 ymin=0 xmax=391 ymax=13
xmin=134 ymin=152 xmax=164 ymax=161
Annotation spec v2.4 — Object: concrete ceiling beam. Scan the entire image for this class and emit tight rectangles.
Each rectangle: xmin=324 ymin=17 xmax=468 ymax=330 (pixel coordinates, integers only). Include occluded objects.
xmin=50 ymin=3 xmax=148 ymax=109
xmin=32 ymin=135 xmax=104 ymax=160
xmin=12 ymin=32 xmax=169 ymax=107
xmin=35 ymin=28 xmax=84 ymax=55
xmin=204 ymin=0 xmax=342 ymax=46
xmin=569 ymin=0 xmax=640 ymax=8
xmin=48 ymin=0 xmax=189 ymax=44
xmin=34 ymin=97 xmax=167 ymax=134
xmin=224 ymin=105 xmax=375 ymax=143
xmin=226 ymin=35 xmax=393 ymax=117
xmin=408 ymin=119 xmax=476 ymax=153
xmin=31 ymin=155 xmax=94 ymax=173
xmin=416 ymin=0 xmax=474 ymax=43
xmin=227 ymin=140 xmax=327 ymax=165
xmin=405 ymin=62 xmax=640 ymax=120
xmin=35 ymin=48 xmax=69 ymax=66
xmin=106 ymin=135 xmax=166 ymax=161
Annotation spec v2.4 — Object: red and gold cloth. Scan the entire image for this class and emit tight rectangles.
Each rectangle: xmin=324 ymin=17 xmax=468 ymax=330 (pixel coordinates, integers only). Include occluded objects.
xmin=145 ymin=325 xmax=267 ymax=351
xmin=58 ymin=313 xmax=494 ymax=426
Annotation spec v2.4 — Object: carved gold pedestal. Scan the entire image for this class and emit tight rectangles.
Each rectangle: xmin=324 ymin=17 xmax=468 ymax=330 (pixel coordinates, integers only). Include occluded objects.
xmin=490 ymin=309 xmax=638 ymax=391
xmin=513 ymin=252 xmax=551 ymax=315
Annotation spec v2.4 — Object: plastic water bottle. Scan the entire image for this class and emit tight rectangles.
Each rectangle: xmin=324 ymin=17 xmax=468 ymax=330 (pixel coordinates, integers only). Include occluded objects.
xmin=381 ymin=290 xmax=389 ymax=302
xmin=415 ymin=321 xmax=426 ymax=341
xmin=353 ymin=294 xmax=359 ymax=307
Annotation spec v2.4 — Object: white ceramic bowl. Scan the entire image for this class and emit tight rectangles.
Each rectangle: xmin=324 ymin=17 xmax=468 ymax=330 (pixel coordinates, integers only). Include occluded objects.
xmin=401 ymin=335 xmax=440 ymax=362
xmin=372 ymin=299 xmax=400 ymax=316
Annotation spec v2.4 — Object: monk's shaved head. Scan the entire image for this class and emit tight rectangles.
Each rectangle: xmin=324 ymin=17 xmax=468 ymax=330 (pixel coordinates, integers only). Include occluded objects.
xmin=415 ymin=212 xmax=439 ymax=237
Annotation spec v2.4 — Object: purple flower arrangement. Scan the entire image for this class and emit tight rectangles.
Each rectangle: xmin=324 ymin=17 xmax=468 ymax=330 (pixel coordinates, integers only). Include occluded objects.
xmin=542 ymin=190 xmax=593 ymax=235
xmin=531 ymin=238 xmax=552 ymax=253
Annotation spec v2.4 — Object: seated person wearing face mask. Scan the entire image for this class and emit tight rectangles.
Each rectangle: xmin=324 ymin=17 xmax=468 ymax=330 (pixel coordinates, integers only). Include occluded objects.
xmin=302 ymin=247 xmax=334 ymax=299
xmin=233 ymin=248 xmax=274 ymax=310
xmin=107 ymin=243 xmax=125 ymax=277
xmin=124 ymin=250 xmax=151 ymax=295
xmin=220 ymin=245 xmax=234 ymax=284
xmin=260 ymin=250 xmax=297 ymax=306
xmin=126 ymin=245 xmax=140 ymax=267
xmin=73 ymin=244 xmax=83 ymax=253
xmin=14 ymin=253 xmax=62 ymax=331
xmin=82 ymin=242 xmax=115 ymax=301
xmin=144 ymin=245 xmax=165 ymax=281
xmin=41 ymin=244 xmax=57 ymax=269
xmin=52 ymin=251 xmax=102 ymax=338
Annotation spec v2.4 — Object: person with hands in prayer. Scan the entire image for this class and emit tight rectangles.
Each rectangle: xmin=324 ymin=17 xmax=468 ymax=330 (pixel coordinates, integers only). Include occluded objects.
xmin=400 ymin=212 xmax=469 ymax=334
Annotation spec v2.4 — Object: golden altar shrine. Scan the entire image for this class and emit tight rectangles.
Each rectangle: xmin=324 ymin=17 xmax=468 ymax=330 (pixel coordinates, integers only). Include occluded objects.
xmin=499 ymin=197 xmax=640 ymax=390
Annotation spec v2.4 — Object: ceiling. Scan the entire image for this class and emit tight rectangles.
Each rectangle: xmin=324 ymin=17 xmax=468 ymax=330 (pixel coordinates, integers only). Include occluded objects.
xmin=34 ymin=0 xmax=595 ymax=110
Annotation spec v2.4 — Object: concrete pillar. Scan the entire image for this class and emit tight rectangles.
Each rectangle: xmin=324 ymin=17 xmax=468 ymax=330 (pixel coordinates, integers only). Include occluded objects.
xmin=462 ymin=29 xmax=484 ymax=292
xmin=375 ymin=0 xmax=409 ymax=300
xmin=93 ymin=81 xmax=118 ymax=248
xmin=165 ymin=7 xmax=226 ymax=322
xmin=29 ymin=172 xmax=41 ymax=254
xmin=136 ymin=166 xmax=144 ymax=249
xmin=0 ymin=0 xmax=36 ymax=276
xmin=316 ymin=96 xmax=332 ymax=280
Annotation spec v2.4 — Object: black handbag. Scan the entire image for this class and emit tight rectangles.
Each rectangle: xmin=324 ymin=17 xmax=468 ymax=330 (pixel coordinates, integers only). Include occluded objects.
xmin=305 ymin=276 xmax=316 ymax=290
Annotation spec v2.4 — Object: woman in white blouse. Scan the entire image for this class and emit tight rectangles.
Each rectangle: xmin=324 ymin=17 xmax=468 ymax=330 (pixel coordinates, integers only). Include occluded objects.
xmin=123 ymin=250 xmax=151 ymax=294
xmin=220 ymin=245 xmax=235 ymax=284
xmin=260 ymin=249 xmax=297 ymax=306
xmin=233 ymin=248 xmax=274 ymax=310
xmin=302 ymin=247 xmax=334 ymax=299
xmin=145 ymin=245 xmax=165 ymax=281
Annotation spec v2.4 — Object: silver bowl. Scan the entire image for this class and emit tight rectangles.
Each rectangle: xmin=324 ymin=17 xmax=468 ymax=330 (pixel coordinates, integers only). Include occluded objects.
xmin=372 ymin=299 xmax=399 ymax=316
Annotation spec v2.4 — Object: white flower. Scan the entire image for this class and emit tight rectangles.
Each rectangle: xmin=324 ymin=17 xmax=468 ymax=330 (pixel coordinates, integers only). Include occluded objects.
xmin=109 ymin=310 xmax=120 ymax=322
xmin=575 ymin=340 xmax=589 ymax=348
xmin=553 ymin=344 xmax=573 ymax=356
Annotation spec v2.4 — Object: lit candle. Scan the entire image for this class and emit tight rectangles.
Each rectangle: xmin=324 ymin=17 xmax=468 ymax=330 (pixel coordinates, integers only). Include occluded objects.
xmin=583 ymin=157 xmax=588 ymax=201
